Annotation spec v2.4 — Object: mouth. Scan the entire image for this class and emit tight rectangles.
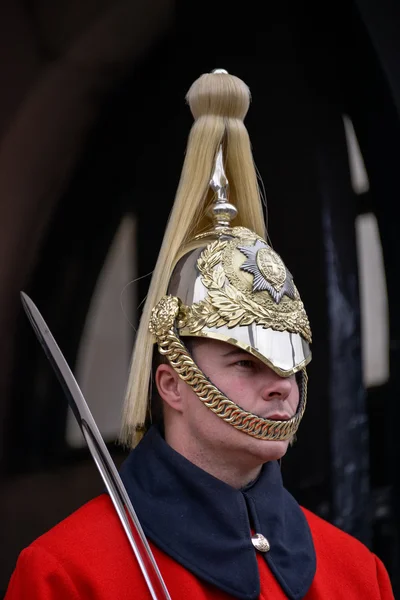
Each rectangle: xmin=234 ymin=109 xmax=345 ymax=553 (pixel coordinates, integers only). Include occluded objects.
xmin=266 ymin=413 xmax=292 ymax=421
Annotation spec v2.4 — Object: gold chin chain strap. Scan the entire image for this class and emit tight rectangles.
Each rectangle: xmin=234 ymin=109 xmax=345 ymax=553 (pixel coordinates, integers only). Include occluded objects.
xmin=150 ymin=296 xmax=308 ymax=442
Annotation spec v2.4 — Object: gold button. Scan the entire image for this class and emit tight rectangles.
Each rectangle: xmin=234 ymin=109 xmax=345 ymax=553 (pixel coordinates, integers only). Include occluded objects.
xmin=251 ymin=533 xmax=270 ymax=553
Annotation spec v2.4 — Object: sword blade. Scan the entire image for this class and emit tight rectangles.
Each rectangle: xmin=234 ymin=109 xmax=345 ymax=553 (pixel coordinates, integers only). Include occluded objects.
xmin=20 ymin=292 xmax=171 ymax=600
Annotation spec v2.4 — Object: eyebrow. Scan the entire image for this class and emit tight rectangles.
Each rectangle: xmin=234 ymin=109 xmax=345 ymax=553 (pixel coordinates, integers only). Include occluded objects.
xmin=222 ymin=348 xmax=250 ymax=358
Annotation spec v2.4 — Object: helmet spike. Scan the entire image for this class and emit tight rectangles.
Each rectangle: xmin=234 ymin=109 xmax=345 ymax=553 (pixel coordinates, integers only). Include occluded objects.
xmin=209 ymin=145 xmax=238 ymax=230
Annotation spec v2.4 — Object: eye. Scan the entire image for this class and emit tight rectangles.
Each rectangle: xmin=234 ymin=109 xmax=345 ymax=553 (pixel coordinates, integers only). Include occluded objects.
xmin=234 ymin=359 xmax=257 ymax=370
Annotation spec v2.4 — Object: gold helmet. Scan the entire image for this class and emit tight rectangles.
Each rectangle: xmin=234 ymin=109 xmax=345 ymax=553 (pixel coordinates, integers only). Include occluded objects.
xmin=121 ymin=70 xmax=312 ymax=447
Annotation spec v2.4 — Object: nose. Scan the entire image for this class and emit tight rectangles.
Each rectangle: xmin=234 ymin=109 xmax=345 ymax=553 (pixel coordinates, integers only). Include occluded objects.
xmin=261 ymin=371 xmax=293 ymax=401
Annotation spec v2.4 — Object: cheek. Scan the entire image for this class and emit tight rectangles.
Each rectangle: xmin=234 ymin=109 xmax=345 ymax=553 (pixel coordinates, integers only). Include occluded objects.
xmin=182 ymin=383 xmax=239 ymax=439
xmin=204 ymin=369 xmax=251 ymax=402
xmin=180 ymin=383 xmax=215 ymax=424
xmin=217 ymin=374 xmax=263 ymax=412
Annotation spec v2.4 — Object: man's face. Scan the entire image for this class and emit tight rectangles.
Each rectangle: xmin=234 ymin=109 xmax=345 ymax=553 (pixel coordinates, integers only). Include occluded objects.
xmin=159 ymin=337 xmax=300 ymax=468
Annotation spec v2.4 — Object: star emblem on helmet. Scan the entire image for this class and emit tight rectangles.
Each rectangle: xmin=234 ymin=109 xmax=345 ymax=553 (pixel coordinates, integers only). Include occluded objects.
xmin=238 ymin=240 xmax=296 ymax=303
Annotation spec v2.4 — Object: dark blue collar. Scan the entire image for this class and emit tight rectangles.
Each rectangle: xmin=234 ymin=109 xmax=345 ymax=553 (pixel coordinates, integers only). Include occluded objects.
xmin=119 ymin=427 xmax=316 ymax=600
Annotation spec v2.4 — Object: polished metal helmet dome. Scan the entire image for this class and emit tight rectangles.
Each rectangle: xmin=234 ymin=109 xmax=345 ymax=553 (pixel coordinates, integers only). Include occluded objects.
xmin=168 ymin=225 xmax=311 ymax=377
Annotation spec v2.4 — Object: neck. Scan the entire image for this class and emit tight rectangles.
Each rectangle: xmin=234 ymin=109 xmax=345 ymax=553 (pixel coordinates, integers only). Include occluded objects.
xmin=164 ymin=428 xmax=262 ymax=489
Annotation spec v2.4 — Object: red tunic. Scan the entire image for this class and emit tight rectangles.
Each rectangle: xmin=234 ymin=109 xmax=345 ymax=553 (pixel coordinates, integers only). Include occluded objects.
xmin=5 ymin=494 xmax=394 ymax=599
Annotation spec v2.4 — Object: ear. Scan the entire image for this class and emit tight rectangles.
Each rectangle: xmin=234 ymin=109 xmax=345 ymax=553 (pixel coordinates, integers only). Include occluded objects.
xmin=155 ymin=363 xmax=184 ymax=413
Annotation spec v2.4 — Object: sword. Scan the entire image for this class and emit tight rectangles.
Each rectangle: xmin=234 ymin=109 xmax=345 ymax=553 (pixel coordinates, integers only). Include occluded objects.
xmin=20 ymin=292 xmax=172 ymax=600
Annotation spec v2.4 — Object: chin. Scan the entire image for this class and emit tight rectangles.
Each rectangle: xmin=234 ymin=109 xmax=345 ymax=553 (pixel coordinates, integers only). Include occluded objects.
xmin=249 ymin=438 xmax=290 ymax=463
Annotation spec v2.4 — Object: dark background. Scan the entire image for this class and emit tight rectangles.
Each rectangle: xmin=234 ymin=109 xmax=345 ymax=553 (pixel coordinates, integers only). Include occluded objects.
xmin=0 ymin=0 xmax=399 ymax=597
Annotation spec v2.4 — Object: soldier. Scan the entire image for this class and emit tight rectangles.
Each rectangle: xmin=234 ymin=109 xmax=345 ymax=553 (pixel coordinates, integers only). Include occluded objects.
xmin=5 ymin=69 xmax=394 ymax=599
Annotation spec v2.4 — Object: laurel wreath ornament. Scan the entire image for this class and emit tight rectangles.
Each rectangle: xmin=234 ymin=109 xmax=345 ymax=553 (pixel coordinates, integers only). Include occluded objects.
xmin=183 ymin=239 xmax=312 ymax=342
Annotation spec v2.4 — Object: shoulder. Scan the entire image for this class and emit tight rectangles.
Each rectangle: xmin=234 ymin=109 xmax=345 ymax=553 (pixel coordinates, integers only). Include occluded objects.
xmin=8 ymin=493 xmax=136 ymax=585
xmin=31 ymin=493 xmax=125 ymax=559
xmin=302 ymin=506 xmax=370 ymax=552
xmin=5 ymin=494 xmax=154 ymax=598
xmin=302 ymin=506 xmax=373 ymax=561
xmin=302 ymin=507 xmax=394 ymax=598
